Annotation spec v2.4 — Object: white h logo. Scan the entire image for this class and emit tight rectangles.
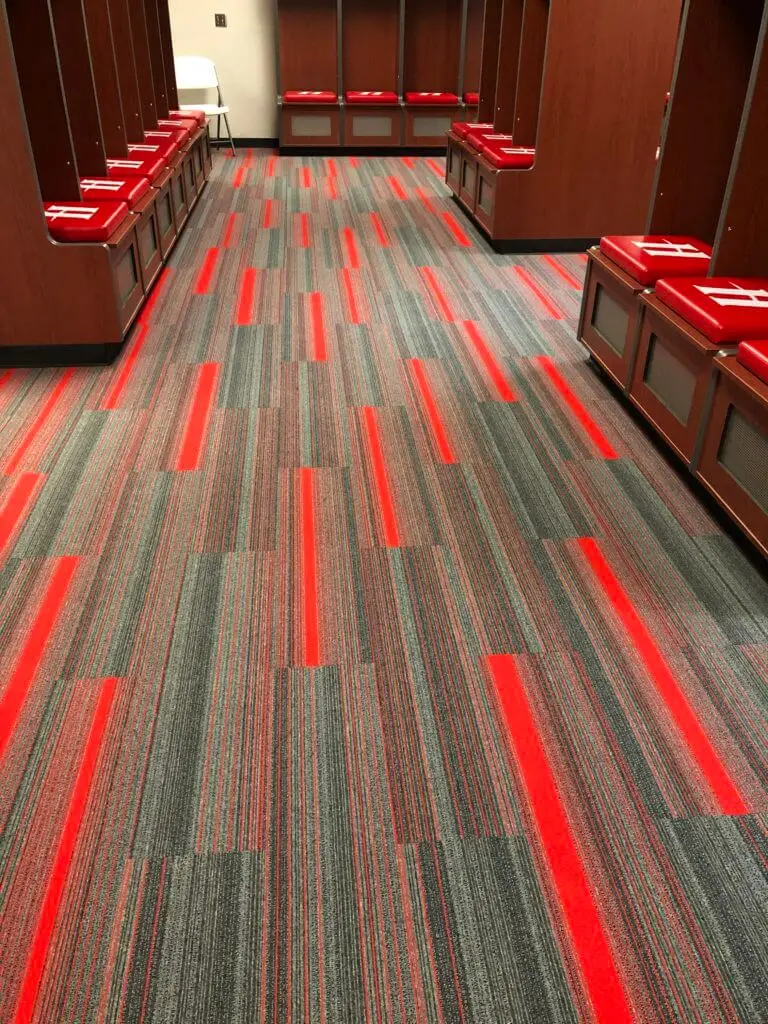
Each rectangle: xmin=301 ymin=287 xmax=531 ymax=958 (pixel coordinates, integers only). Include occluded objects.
xmin=46 ymin=205 xmax=98 ymax=222
xmin=128 ymin=144 xmax=161 ymax=153
xmin=81 ymin=178 xmax=124 ymax=192
xmin=501 ymin=147 xmax=535 ymax=155
xmin=146 ymin=131 xmax=174 ymax=139
xmin=108 ymin=159 xmax=144 ymax=169
xmin=633 ymin=240 xmax=709 ymax=259
xmin=696 ymin=285 xmax=768 ymax=308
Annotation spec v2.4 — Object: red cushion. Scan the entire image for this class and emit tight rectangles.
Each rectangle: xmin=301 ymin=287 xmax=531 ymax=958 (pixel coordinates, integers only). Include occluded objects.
xmin=346 ymin=90 xmax=398 ymax=105
xmin=170 ymin=109 xmax=206 ymax=125
xmin=44 ymin=200 xmax=129 ymax=242
xmin=737 ymin=340 xmax=768 ymax=384
xmin=655 ymin=277 xmax=768 ymax=343
xmin=452 ymin=121 xmax=493 ymax=139
xmin=405 ymin=91 xmax=459 ymax=105
xmin=144 ymin=130 xmax=183 ymax=151
xmin=466 ymin=130 xmax=512 ymax=151
xmin=463 ymin=92 xmax=479 ymax=105
xmin=600 ymin=236 xmax=712 ymax=286
xmin=80 ymin=175 xmax=152 ymax=207
xmin=107 ymin=154 xmax=167 ymax=182
xmin=481 ymin=143 xmax=536 ymax=169
xmin=129 ymin=140 xmax=177 ymax=161
xmin=158 ymin=118 xmax=196 ymax=139
xmin=283 ymin=90 xmax=337 ymax=104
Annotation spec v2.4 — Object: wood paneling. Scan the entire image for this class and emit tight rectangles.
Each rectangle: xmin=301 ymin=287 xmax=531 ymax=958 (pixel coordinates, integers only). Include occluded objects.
xmin=711 ymin=6 xmax=768 ymax=276
xmin=477 ymin=0 xmax=503 ymax=122
xmin=404 ymin=0 xmax=462 ymax=93
xmin=463 ymin=0 xmax=485 ymax=96
xmin=82 ymin=0 xmax=128 ymax=157
xmin=493 ymin=0 xmax=524 ymax=133
xmin=108 ymin=0 xmax=144 ymax=142
xmin=648 ymin=0 xmax=762 ymax=245
xmin=49 ymin=0 xmax=107 ymax=177
xmin=278 ymin=0 xmax=338 ymax=93
xmin=156 ymin=0 xmax=179 ymax=108
xmin=343 ymin=0 xmax=400 ymax=93
xmin=129 ymin=0 xmax=157 ymax=130
xmin=144 ymin=0 xmax=169 ymax=119
xmin=4 ymin=0 xmax=80 ymax=201
xmin=513 ymin=0 xmax=549 ymax=146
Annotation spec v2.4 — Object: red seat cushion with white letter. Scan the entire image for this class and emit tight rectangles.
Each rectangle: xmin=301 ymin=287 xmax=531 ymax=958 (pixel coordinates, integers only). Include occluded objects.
xmin=452 ymin=121 xmax=493 ymax=139
xmin=157 ymin=118 xmax=195 ymax=142
xmin=600 ymin=236 xmax=712 ymax=286
xmin=655 ymin=277 xmax=768 ymax=343
xmin=405 ymin=91 xmax=459 ymax=105
xmin=44 ymin=200 xmax=129 ymax=242
xmin=80 ymin=176 xmax=152 ymax=207
xmin=463 ymin=92 xmax=479 ymax=105
xmin=170 ymin=109 xmax=206 ymax=125
xmin=129 ymin=140 xmax=177 ymax=161
xmin=283 ymin=90 xmax=337 ymax=104
xmin=481 ymin=143 xmax=536 ymax=169
xmin=346 ymin=90 xmax=398 ymax=105
xmin=144 ymin=130 xmax=183 ymax=152
xmin=107 ymin=154 xmax=167 ymax=182
xmin=466 ymin=130 xmax=512 ymax=151
xmin=737 ymin=340 xmax=768 ymax=384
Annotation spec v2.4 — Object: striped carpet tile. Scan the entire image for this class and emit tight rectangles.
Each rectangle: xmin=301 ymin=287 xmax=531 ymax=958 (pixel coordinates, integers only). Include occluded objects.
xmin=0 ymin=149 xmax=766 ymax=1023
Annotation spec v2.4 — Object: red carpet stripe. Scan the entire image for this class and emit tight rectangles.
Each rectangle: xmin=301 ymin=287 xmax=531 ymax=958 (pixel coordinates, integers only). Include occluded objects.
xmin=100 ymin=323 xmax=149 ymax=410
xmin=194 ymin=248 xmax=220 ymax=295
xmin=342 ymin=269 xmax=361 ymax=325
xmin=388 ymin=176 xmax=407 ymax=200
xmin=11 ymin=677 xmax=118 ymax=1024
xmin=298 ymin=212 xmax=310 ymax=248
xmin=222 ymin=213 xmax=238 ymax=246
xmin=327 ymin=176 xmax=339 ymax=200
xmin=513 ymin=267 xmax=564 ymax=319
xmin=0 ymin=369 xmax=14 ymax=393
xmin=371 ymin=213 xmax=389 ymax=247
xmin=543 ymin=254 xmax=581 ymax=289
xmin=536 ymin=356 xmax=618 ymax=459
xmin=138 ymin=266 xmax=171 ymax=324
xmin=487 ymin=654 xmax=635 ymax=1023
xmin=233 ymin=165 xmax=247 ymax=188
xmin=3 ymin=369 xmax=75 ymax=476
xmin=442 ymin=212 xmax=472 ymax=247
xmin=343 ymin=228 xmax=360 ymax=269
xmin=416 ymin=188 xmax=437 ymax=214
xmin=362 ymin=407 xmax=401 ymax=547
xmin=176 ymin=363 xmax=221 ymax=471
xmin=0 ymin=473 xmax=45 ymax=560
xmin=266 ymin=155 xmax=277 ymax=177
xmin=349 ymin=156 xmax=359 ymax=169
xmin=300 ymin=167 xmax=312 ymax=189
xmin=420 ymin=267 xmax=456 ymax=322
xmin=409 ymin=359 xmax=456 ymax=464
xmin=425 ymin=158 xmax=444 ymax=178
xmin=402 ymin=156 xmax=416 ymax=169
xmin=309 ymin=293 xmax=328 ymax=361
xmin=235 ymin=269 xmax=258 ymax=326
xmin=0 ymin=555 xmax=79 ymax=764
xmin=578 ymin=538 xmax=750 ymax=815
xmin=264 ymin=199 xmax=277 ymax=229
xmin=462 ymin=321 xmax=516 ymax=401
xmin=300 ymin=468 xmax=320 ymax=667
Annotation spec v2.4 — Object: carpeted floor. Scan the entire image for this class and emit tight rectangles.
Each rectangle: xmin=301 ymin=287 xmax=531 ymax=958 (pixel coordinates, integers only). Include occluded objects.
xmin=0 ymin=149 xmax=767 ymax=1023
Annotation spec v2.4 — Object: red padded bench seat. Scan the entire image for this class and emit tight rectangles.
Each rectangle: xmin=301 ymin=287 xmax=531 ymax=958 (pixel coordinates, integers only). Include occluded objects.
xmin=44 ymin=200 xmax=129 ymax=242
xmin=452 ymin=121 xmax=493 ymax=139
xmin=80 ymin=176 xmax=152 ymax=206
xmin=737 ymin=340 xmax=768 ymax=384
xmin=129 ymin=140 xmax=177 ymax=162
xmin=600 ymin=236 xmax=712 ymax=286
xmin=655 ymin=277 xmax=768 ymax=343
xmin=346 ymin=90 xmax=398 ymax=105
xmin=107 ymin=154 xmax=167 ymax=182
xmin=481 ymin=143 xmax=535 ymax=169
xmin=466 ymin=130 xmax=513 ymax=151
xmin=463 ymin=92 xmax=479 ymax=105
xmin=169 ymin=109 xmax=206 ymax=125
xmin=157 ymin=118 xmax=196 ymax=141
xmin=145 ymin=129 xmax=184 ymax=150
xmin=405 ymin=92 xmax=459 ymax=105
xmin=283 ymin=90 xmax=337 ymax=104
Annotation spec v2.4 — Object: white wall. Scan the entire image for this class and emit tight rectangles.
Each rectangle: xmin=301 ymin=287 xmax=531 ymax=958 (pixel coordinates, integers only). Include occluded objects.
xmin=168 ymin=0 xmax=277 ymax=138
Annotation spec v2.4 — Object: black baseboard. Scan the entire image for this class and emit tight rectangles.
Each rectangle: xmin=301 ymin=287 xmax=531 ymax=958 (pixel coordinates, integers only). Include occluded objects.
xmin=0 ymin=342 xmax=122 ymax=368
xmin=491 ymin=236 xmax=598 ymax=254
xmin=211 ymin=137 xmax=278 ymax=148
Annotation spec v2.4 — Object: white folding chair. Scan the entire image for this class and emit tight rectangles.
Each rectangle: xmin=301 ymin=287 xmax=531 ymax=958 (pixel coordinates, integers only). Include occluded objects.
xmin=174 ymin=55 xmax=235 ymax=156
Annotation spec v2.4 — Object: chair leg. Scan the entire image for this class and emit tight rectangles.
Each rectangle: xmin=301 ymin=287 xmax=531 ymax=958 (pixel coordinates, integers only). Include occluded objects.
xmin=223 ymin=113 xmax=236 ymax=157
xmin=217 ymin=114 xmax=221 ymax=142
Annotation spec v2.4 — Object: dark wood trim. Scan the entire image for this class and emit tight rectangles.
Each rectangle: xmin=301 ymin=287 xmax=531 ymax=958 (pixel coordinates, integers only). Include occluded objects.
xmin=144 ymin=0 xmax=169 ymax=119
xmin=477 ymin=0 xmax=502 ymax=123
xmin=82 ymin=0 xmax=128 ymax=158
xmin=128 ymin=0 xmax=157 ymax=130
xmin=493 ymin=0 xmax=524 ymax=134
xmin=156 ymin=0 xmax=179 ymax=108
xmin=108 ymin=0 xmax=144 ymax=143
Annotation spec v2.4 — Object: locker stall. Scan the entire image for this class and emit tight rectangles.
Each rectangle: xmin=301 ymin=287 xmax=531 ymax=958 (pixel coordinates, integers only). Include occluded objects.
xmin=576 ymin=0 xmax=768 ymax=558
xmin=342 ymin=0 xmax=401 ymax=147
xmin=0 ymin=0 xmax=211 ymax=364
xmin=445 ymin=0 xmax=682 ymax=249
xmin=277 ymin=0 xmax=341 ymax=147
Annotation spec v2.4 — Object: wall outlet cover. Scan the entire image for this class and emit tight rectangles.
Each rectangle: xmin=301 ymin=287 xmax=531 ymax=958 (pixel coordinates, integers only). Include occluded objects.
xmin=215 ymin=13 xmax=227 ymax=27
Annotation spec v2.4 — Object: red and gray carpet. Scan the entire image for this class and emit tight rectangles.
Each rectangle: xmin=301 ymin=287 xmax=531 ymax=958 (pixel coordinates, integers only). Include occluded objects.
xmin=0 ymin=150 xmax=767 ymax=1023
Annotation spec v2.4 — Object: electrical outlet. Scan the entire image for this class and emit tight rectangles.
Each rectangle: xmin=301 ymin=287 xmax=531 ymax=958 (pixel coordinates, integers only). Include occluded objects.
xmin=215 ymin=13 xmax=227 ymax=27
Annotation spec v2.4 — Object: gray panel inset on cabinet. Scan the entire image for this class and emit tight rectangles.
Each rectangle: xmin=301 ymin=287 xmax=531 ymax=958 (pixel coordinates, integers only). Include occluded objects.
xmin=291 ymin=115 xmax=332 ymax=137
xmin=592 ymin=285 xmax=629 ymax=355
xmin=413 ymin=116 xmax=452 ymax=137
xmin=352 ymin=115 xmax=393 ymax=138
xmin=643 ymin=335 xmax=696 ymax=424
xmin=478 ymin=176 xmax=494 ymax=214
xmin=718 ymin=406 xmax=768 ymax=512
